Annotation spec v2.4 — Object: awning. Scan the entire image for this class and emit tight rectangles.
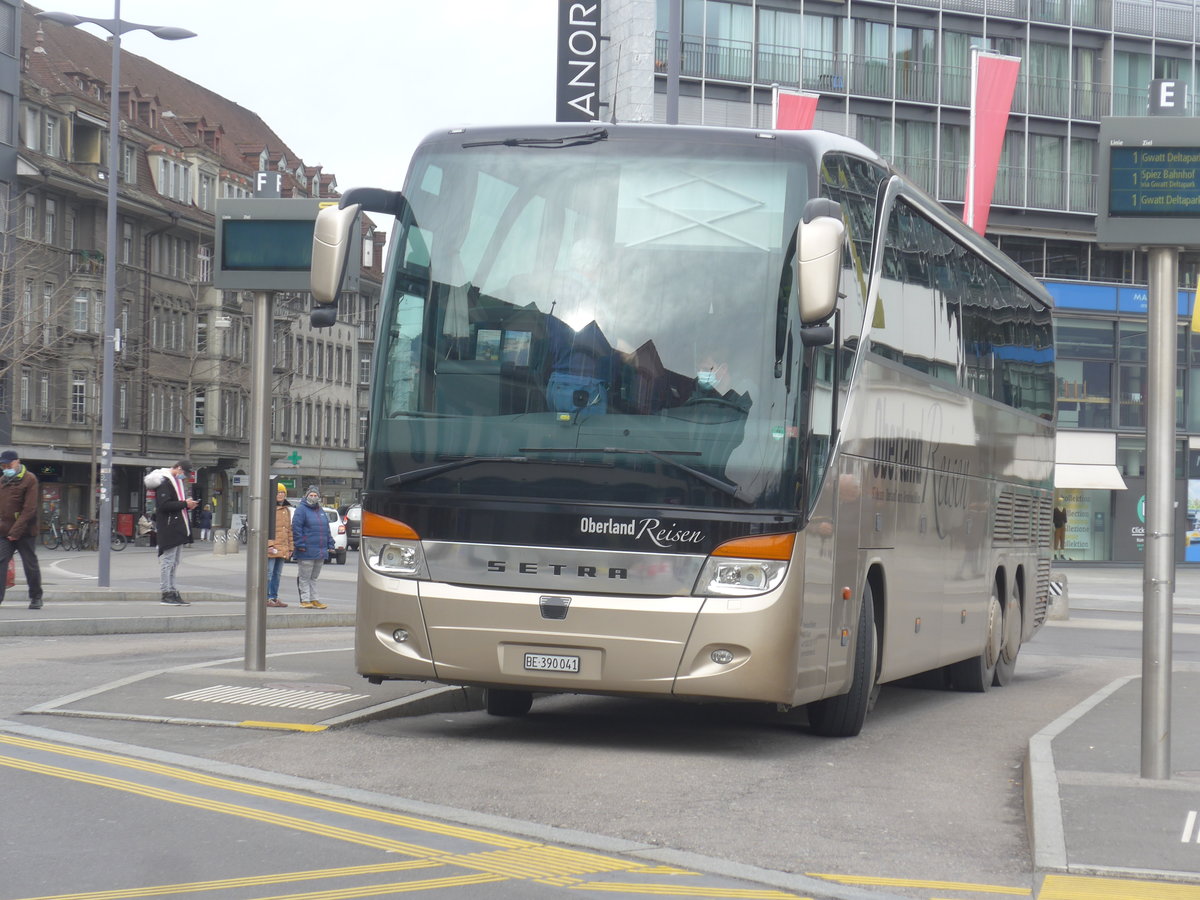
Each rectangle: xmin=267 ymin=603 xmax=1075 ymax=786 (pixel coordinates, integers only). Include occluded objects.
xmin=1054 ymin=463 xmax=1127 ymax=491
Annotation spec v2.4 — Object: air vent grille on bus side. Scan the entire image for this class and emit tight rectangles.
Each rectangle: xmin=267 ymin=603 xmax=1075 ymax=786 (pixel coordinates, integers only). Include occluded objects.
xmin=994 ymin=490 xmax=1043 ymax=546
xmin=994 ymin=491 xmax=1015 ymax=545
xmin=1034 ymin=557 xmax=1051 ymax=627
xmin=1036 ymin=495 xmax=1053 ymax=548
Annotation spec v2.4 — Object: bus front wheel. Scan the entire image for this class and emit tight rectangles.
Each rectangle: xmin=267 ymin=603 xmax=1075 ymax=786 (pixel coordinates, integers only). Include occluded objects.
xmin=807 ymin=582 xmax=878 ymax=737
xmin=485 ymin=689 xmax=533 ymax=717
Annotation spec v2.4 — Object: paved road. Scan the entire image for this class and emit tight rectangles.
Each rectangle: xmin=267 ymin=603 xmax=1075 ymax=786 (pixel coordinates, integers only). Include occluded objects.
xmin=3 ymin=558 xmax=1200 ymax=899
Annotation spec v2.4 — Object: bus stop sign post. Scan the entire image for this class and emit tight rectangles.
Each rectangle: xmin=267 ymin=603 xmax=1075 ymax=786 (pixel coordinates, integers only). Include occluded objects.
xmin=1097 ymin=109 xmax=1200 ymax=779
xmin=214 ymin=197 xmax=359 ymax=672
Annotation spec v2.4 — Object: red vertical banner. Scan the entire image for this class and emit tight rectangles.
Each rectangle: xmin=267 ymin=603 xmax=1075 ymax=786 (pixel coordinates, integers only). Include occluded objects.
xmin=964 ymin=51 xmax=1021 ymax=236
xmin=773 ymin=88 xmax=819 ymax=130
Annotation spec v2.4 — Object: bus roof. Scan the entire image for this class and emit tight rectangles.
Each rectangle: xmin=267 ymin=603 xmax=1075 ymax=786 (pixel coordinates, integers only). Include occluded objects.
xmin=410 ymin=122 xmax=1051 ymax=310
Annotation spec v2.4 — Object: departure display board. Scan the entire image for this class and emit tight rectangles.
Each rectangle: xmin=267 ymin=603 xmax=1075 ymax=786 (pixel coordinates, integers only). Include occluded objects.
xmin=1109 ymin=147 xmax=1200 ymax=216
xmin=1097 ymin=117 xmax=1200 ymax=249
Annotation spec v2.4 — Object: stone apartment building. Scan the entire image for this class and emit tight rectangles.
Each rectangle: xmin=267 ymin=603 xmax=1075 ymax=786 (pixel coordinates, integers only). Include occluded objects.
xmin=2 ymin=7 xmax=382 ymax=532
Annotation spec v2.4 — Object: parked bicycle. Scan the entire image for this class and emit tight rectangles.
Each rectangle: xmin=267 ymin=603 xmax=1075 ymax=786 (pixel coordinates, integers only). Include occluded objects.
xmin=79 ymin=518 xmax=128 ymax=551
xmin=41 ymin=517 xmax=64 ymax=550
xmin=60 ymin=518 xmax=82 ymax=551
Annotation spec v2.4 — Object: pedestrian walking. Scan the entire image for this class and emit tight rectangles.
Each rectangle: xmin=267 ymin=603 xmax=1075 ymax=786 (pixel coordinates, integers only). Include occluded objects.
xmin=197 ymin=504 xmax=213 ymax=541
xmin=266 ymin=485 xmax=293 ymax=607
xmin=0 ymin=450 xmax=44 ymax=609
xmin=143 ymin=459 xmax=198 ymax=606
xmin=291 ymin=484 xmax=332 ymax=609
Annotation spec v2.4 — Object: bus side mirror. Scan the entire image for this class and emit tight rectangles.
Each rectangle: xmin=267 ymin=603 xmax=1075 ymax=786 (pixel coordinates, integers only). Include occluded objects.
xmin=795 ymin=200 xmax=845 ymax=325
xmin=310 ymin=203 xmax=361 ymax=307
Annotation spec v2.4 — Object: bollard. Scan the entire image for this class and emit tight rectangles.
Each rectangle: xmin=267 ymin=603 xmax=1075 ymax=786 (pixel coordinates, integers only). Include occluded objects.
xmin=227 ymin=526 xmax=239 ymax=555
xmin=1049 ymin=571 xmax=1069 ymax=620
xmin=212 ymin=528 xmax=227 ymax=556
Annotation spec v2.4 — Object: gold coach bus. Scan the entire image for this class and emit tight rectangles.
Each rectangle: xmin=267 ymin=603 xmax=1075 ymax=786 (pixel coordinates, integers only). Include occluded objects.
xmin=310 ymin=124 xmax=1055 ymax=736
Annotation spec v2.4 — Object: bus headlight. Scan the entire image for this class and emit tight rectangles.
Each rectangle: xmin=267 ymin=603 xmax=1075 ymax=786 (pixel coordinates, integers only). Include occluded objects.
xmin=363 ymin=537 xmax=429 ymax=580
xmin=694 ymin=557 xmax=787 ymax=597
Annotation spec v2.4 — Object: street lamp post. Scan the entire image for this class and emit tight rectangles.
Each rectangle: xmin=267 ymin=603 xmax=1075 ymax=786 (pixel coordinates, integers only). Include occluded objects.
xmin=36 ymin=4 xmax=194 ymax=587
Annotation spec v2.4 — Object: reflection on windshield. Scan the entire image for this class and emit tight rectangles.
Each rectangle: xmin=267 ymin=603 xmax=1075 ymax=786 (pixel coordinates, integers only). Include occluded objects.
xmin=369 ymin=141 xmax=809 ymax=511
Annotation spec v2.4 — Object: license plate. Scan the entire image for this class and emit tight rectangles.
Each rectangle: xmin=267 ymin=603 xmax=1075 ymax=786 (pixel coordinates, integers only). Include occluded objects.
xmin=523 ymin=652 xmax=580 ymax=673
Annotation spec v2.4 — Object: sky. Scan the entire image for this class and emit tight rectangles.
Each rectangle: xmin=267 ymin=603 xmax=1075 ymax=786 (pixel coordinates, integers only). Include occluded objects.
xmin=38 ymin=0 xmax=561 ymax=201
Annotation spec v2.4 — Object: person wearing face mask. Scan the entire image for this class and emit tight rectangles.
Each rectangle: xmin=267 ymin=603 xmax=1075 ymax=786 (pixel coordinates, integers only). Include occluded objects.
xmin=265 ymin=485 xmax=294 ymax=607
xmin=291 ymin=485 xmax=333 ymax=609
xmin=0 ymin=450 xmax=44 ymax=610
xmin=143 ymin=459 xmax=199 ymax=605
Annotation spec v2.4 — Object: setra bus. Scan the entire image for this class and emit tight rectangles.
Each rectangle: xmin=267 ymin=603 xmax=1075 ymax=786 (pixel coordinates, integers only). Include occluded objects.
xmin=309 ymin=123 xmax=1055 ymax=736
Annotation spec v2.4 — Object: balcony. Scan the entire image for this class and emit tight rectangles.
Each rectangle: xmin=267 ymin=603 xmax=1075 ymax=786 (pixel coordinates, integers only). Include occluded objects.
xmin=70 ymin=249 xmax=104 ymax=276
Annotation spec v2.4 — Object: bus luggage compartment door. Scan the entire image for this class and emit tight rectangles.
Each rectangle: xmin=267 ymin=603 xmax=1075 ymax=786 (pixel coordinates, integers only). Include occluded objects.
xmin=420 ymin=582 xmax=704 ymax=694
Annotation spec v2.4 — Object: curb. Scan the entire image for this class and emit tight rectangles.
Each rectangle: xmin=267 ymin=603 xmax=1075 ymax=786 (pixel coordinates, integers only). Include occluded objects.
xmin=0 ymin=611 xmax=355 ymax=637
xmin=1027 ymin=676 xmax=1134 ymax=873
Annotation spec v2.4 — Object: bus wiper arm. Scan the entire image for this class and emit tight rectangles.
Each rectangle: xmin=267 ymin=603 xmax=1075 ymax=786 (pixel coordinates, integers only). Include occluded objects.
xmin=519 ymin=447 xmax=742 ymax=499
xmin=384 ymin=456 xmax=529 ymax=487
xmin=462 ymin=129 xmax=608 ymax=149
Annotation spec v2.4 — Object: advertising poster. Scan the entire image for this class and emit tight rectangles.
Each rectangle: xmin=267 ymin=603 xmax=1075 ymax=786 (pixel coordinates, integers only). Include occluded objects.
xmin=1055 ymin=488 xmax=1108 ymax=561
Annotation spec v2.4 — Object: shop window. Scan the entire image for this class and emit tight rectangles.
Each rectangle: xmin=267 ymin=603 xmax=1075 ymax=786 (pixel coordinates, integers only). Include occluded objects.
xmin=1055 ymin=319 xmax=1114 ymax=358
xmin=1056 ymin=359 xmax=1112 ymax=428
xmin=1045 ymin=240 xmax=1087 ymax=279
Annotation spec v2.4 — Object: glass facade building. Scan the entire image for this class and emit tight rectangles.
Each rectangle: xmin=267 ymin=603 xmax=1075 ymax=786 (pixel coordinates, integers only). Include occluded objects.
xmin=600 ymin=0 xmax=1200 ymax=561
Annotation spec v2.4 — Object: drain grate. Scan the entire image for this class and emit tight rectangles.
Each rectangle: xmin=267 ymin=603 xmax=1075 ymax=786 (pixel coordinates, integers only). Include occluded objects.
xmin=166 ymin=684 xmax=370 ymax=710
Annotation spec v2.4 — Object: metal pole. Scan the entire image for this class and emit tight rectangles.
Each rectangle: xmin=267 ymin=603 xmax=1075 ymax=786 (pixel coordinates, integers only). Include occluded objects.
xmin=96 ymin=0 xmax=122 ymax=587
xmin=1142 ymin=245 xmax=1177 ymax=780
xmin=244 ymin=290 xmax=272 ymax=671
xmin=665 ymin=0 xmax=681 ymax=124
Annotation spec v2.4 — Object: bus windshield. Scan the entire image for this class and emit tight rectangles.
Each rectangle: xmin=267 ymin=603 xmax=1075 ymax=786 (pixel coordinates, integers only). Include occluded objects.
xmin=368 ymin=131 xmax=813 ymax=511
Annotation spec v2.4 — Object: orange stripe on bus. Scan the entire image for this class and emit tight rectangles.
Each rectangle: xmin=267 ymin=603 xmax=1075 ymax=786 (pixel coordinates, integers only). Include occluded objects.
xmin=362 ymin=511 xmax=419 ymax=540
xmin=711 ymin=533 xmax=795 ymax=560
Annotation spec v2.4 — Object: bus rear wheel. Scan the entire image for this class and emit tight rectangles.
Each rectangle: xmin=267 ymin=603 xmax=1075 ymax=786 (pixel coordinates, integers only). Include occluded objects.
xmin=486 ymin=689 xmax=533 ymax=717
xmin=807 ymin=582 xmax=877 ymax=737
xmin=950 ymin=581 xmax=1002 ymax=692
xmin=992 ymin=584 xmax=1022 ymax=687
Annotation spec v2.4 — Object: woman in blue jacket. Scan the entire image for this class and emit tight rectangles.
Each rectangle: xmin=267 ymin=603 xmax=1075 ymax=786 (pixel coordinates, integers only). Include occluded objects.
xmin=291 ymin=485 xmax=334 ymax=609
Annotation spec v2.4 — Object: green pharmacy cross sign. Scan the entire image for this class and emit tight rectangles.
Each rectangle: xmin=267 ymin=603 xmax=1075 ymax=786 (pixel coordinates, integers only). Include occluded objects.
xmin=286 ymin=451 xmax=302 ymax=465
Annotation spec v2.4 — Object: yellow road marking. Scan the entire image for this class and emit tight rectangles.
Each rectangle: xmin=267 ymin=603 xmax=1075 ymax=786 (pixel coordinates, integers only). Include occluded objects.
xmin=12 ymin=861 xmax=442 ymax=900
xmin=0 ymin=734 xmax=531 ymax=849
xmin=0 ymin=754 xmax=444 ymax=857
xmin=806 ymin=872 xmax=1031 ymax=895
xmin=1039 ymin=874 xmax=1200 ymax=899
xmin=0 ymin=749 xmax=718 ymax=891
xmin=570 ymin=884 xmax=803 ymax=898
xmin=197 ymin=873 xmax=506 ymax=899
xmin=239 ymin=721 xmax=329 ymax=732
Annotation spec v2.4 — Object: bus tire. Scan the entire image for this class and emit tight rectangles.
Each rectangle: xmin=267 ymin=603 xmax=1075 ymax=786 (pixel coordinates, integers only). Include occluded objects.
xmin=486 ymin=689 xmax=533 ymax=717
xmin=807 ymin=582 xmax=877 ymax=737
xmin=950 ymin=580 xmax=1002 ymax=692
xmin=992 ymin=582 xmax=1023 ymax=687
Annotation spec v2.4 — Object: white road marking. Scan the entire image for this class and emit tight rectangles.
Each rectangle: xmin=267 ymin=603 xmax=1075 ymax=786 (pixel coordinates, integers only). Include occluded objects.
xmin=165 ymin=685 xmax=370 ymax=710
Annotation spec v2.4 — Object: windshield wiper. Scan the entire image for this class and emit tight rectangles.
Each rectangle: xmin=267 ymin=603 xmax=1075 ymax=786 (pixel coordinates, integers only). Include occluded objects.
xmin=388 ymin=410 xmax=462 ymax=419
xmin=384 ymin=456 xmax=530 ymax=487
xmin=462 ymin=129 xmax=608 ymax=150
xmin=519 ymin=447 xmax=742 ymax=500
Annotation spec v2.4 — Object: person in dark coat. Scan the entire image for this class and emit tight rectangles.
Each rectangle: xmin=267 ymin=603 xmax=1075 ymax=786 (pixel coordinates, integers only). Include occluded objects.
xmin=291 ymin=484 xmax=333 ymax=609
xmin=197 ymin=504 xmax=213 ymax=541
xmin=0 ymin=450 xmax=43 ymax=609
xmin=143 ymin=460 xmax=198 ymax=605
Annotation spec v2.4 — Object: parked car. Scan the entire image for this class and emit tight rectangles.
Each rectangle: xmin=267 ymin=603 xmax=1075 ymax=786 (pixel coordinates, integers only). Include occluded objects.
xmin=285 ymin=504 xmax=348 ymax=564
xmin=345 ymin=504 xmax=361 ymax=550
xmin=324 ymin=506 xmax=348 ymax=564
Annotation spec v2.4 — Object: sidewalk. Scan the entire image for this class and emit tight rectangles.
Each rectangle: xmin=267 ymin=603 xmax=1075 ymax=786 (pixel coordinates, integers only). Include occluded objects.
xmin=0 ymin=542 xmax=356 ymax=635
xmin=1030 ymin=565 xmax=1200 ymax=885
